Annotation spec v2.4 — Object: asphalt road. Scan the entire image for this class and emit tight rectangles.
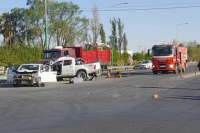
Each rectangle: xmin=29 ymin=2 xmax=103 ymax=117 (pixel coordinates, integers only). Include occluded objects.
xmin=0 ymin=65 xmax=200 ymax=133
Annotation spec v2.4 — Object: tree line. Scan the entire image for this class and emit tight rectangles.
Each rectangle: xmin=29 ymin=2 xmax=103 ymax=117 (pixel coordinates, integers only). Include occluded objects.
xmin=1 ymin=0 xmax=199 ymax=69
xmin=0 ymin=0 xmax=130 ymax=68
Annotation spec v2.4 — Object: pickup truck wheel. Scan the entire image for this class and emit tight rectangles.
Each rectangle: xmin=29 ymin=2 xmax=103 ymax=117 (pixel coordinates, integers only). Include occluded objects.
xmin=36 ymin=78 xmax=45 ymax=87
xmin=94 ymin=69 xmax=102 ymax=77
xmin=39 ymin=83 xmax=45 ymax=87
xmin=77 ymin=71 xmax=87 ymax=81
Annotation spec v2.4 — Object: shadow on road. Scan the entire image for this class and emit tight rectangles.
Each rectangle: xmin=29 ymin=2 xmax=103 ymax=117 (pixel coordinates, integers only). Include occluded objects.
xmin=166 ymin=96 xmax=200 ymax=101
xmin=139 ymin=86 xmax=200 ymax=91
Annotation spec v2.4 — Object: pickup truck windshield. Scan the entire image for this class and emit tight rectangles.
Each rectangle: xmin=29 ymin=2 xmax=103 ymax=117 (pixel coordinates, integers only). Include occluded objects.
xmin=43 ymin=51 xmax=61 ymax=59
xmin=152 ymin=46 xmax=173 ymax=56
xmin=19 ymin=65 xmax=39 ymax=70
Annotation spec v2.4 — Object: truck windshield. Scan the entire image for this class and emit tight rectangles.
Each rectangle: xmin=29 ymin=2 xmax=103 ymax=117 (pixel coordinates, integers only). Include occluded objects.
xmin=43 ymin=51 xmax=61 ymax=59
xmin=152 ymin=46 xmax=173 ymax=56
xmin=19 ymin=65 xmax=39 ymax=70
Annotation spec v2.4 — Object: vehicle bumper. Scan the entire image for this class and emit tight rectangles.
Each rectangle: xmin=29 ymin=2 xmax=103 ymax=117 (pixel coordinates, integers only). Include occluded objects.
xmin=13 ymin=76 xmax=37 ymax=86
xmin=152 ymin=64 xmax=175 ymax=71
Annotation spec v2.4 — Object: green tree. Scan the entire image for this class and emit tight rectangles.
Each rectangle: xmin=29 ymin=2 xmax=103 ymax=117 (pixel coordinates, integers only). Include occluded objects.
xmin=123 ymin=33 xmax=128 ymax=52
xmin=132 ymin=53 xmax=145 ymax=61
xmin=48 ymin=1 xmax=88 ymax=46
xmin=0 ymin=44 xmax=43 ymax=69
xmin=0 ymin=13 xmax=14 ymax=45
xmin=111 ymin=18 xmax=117 ymax=50
xmin=99 ymin=24 xmax=105 ymax=43
xmin=117 ymin=18 xmax=124 ymax=53
xmin=26 ymin=0 xmax=46 ymax=47
xmin=122 ymin=52 xmax=130 ymax=65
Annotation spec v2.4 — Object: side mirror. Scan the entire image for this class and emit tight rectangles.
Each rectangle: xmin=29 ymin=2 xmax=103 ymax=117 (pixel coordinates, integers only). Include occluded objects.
xmin=147 ymin=49 xmax=151 ymax=56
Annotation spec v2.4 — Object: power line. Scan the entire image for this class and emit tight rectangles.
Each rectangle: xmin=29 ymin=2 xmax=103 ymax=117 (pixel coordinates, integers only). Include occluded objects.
xmin=82 ymin=5 xmax=200 ymax=12
xmin=1 ymin=2 xmax=200 ymax=13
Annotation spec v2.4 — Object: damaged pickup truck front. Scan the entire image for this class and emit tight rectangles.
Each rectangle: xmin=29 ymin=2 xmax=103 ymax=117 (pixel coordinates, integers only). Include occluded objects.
xmin=7 ymin=64 xmax=57 ymax=87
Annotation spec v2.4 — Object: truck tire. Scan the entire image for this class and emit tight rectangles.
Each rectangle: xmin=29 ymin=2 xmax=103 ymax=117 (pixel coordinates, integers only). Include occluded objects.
xmin=39 ymin=83 xmax=45 ymax=87
xmin=77 ymin=71 xmax=88 ymax=81
xmin=173 ymin=64 xmax=179 ymax=74
xmin=153 ymin=71 xmax=158 ymax=74
xmin=37 ymin=78 xmax=45 ymax=87
xmin=94 ymin=69 xmax=102 ymax=77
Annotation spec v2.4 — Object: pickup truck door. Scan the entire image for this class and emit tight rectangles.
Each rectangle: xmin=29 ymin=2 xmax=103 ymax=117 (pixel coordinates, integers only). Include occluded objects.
xmin=7 ymin=65 xmax=17 ymax=83
xmin=62 ymin=59 xmax=75 ymax=76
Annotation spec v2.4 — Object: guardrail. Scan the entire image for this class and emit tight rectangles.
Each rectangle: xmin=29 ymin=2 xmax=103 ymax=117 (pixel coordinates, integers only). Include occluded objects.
xmin=107 ymin=62 xmax=197 ymax=71
xmin=107 ymin=66 xmax=135 ymax=71
xmin=188 ymin=62 xmax=197 ymax=65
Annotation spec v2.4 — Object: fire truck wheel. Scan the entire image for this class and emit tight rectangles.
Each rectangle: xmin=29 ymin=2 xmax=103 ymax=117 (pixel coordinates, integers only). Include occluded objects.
xmin=77 ymin=71 xmax=87 ymax=81
xmin=153 ymin=71 xmax=158 ymax=74
xmin=173 ymin=64 xmax=179 ymax=74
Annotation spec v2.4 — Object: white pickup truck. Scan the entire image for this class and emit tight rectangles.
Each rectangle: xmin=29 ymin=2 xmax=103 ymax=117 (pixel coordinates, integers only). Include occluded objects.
xmin=49 ymin=57 xmax=101 ymax=81
xmin=7 ymin=64 xmax=57 ymax=87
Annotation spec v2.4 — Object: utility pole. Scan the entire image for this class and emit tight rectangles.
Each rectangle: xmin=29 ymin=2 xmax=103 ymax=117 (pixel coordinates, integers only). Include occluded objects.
xmin=45 ymin=0 xmax=48 ymax=50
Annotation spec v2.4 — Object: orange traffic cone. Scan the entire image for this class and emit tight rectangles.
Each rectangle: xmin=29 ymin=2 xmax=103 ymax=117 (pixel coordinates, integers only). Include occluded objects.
xmin=107 ymin=71 xmax=111 ymax=78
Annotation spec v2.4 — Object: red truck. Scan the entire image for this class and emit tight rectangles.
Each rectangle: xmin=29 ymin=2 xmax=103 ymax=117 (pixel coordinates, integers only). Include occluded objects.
xmin=41 ymin=46 xmax=111 ymax=71
xmin=149 ymin=44 xmax=188 ymax=74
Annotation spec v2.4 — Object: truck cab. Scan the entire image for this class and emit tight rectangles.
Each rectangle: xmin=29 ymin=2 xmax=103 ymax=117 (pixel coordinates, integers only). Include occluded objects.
xmin=41 ymin=46 xmax=76 ymax=64
xmin=150 ymin=44 xmax=188 ymax=74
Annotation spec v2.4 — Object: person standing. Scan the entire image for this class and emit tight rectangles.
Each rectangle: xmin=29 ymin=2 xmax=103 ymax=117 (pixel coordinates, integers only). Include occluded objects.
xmin=197 ymin=61 xmax=200 ymax=71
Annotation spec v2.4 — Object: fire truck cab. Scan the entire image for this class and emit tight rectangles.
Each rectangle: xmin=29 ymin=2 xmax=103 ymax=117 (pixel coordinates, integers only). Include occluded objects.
xmin=150 ymin=44 xmax=188 ymax=74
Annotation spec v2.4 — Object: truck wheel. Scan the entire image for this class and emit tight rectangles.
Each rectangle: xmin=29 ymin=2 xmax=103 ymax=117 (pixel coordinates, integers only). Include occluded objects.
xmin=94 ymin=69 xmax=102 ymax=77
xmin=153 ymin=71 xmax=158 ymax=74
xmin=39 ymin=83 xmax=45 ymax=87
xmin=36 ymin=78 xmax=45 ymax=87
xmin=77 ymin=71 xmax=87 ymax=81
xmin=173 ymin=64 xmax=179 ymax=74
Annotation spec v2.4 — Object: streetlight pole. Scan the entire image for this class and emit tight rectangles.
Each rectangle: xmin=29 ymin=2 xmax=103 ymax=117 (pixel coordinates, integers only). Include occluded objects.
xmin=45 ymin=0 xmax=48 ymax=50
xmin=176 ymin=23 xmax=188 ymax=78
xmin=110 ymin=2 xmax=128 ymax=66
xmin=176 ymin=23 xmax=188 ymax=46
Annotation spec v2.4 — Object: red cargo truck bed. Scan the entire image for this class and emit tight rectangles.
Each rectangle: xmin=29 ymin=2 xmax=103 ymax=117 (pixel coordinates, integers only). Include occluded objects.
xmin=66 ymin=46 xmax=111 ymax=64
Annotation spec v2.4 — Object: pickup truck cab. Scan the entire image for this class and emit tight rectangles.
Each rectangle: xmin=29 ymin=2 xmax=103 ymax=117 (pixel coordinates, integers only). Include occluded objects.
xmin=50 ymin=57 xmax=101 ymax=81
xmin=7 ymin=64 xmax=57 ymax=87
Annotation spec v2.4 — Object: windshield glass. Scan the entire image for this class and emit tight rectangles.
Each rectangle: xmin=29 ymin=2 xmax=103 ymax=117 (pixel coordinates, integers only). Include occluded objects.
xmin=152 ymin=46 xmax=173 ymax=56
xmin=142 ymin=61 xmax=150 ymax=64
xmin=19 ymin=65 xmax=39 ymax=71
xmin=43 ymin=51 xmax=61 ymax=59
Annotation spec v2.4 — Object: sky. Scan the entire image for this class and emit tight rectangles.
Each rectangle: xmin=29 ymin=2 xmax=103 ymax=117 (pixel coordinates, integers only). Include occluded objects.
xmin=1 ymin=0 xmax=200 ymax=53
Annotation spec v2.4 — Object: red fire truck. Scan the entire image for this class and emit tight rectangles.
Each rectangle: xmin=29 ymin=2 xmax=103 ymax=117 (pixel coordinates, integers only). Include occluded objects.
xmin=149 ymin=44 xmax=188 ymax=74
xmin=41 ymin=45 xmax=111 ymax=70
